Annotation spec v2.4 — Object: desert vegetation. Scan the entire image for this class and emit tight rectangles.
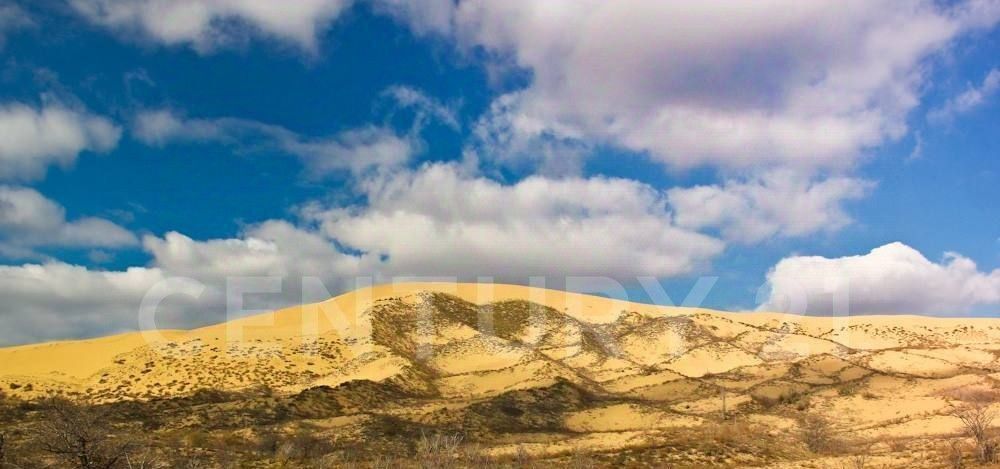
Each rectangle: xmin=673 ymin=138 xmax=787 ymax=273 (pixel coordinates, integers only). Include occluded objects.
xmin=2 ymin=286 xmax=1000 ymax=467
xmin=1 ymin=378 xmax=998 ymax=468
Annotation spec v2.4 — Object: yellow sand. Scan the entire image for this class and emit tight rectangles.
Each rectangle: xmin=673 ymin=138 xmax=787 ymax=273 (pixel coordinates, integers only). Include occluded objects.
xmin=3 ymin=282 xmax=1000 ymax=409
xmin=564 ymin=403 xmax=702 ymax=432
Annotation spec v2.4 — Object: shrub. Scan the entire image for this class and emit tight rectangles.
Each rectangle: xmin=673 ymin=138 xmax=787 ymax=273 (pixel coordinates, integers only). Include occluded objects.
xmin=952 ymin=402 xmax=998 ymax=463
xmin=798 ymin=413 xmax=835 ymax=453
xmin=416 ymin=431 xmax=464 ymax=469
xmin=32 ymin=398 xmax=137 ymax=469
xmin=277 ymin=430 xmax=334 ymax=462
xmin=838 ymin=382 xmax=860 ymax=397
xmin=947 ymin=440 xmax=965 ymax=469
xmin=568 ymin=448 xmax=596 ymax=469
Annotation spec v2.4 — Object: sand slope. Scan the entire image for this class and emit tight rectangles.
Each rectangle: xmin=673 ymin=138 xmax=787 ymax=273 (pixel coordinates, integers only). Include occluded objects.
xmin=3 ymin=283 xmax=1000 ymax=467
xmin=2 ymin=283 xmax=999 ymax=461
xmin=3 ymin=283 xmax=999 ymax=401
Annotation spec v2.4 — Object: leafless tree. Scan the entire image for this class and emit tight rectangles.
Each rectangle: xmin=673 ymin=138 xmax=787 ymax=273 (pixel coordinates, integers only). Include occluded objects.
xmin=33 ymin=399 xmax=132 ymax=469
xmin=952 ymin=401 xmax=998 ymax=463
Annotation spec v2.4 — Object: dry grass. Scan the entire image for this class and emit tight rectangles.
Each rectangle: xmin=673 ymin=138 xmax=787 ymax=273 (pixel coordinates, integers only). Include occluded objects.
xmin=416 ymin=431 xmax=464 ymax=469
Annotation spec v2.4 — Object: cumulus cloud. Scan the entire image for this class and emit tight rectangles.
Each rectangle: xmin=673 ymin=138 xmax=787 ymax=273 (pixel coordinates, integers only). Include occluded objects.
xmin=667 ymin=170 xmax=874 ymax=243
xmin=0 ymin=186 xmax=137 ymax=258
xmin=132 ymin=109 xmax=414 ymax=177
xmin=0 ymin=103 xmax=121 ymax=181
xmin=69 ymin=0 xmax=352 ymax=53
xmin=0 ymin=164 xmax=733 ymax=344
xmin=142 ymin=221 xmax=364 ymax=288
xmin=0 ymin=220 xmax=365 ymax=345
xmin=423 ymin=0 xmax=1000 ymax=172
xmin=928 ymin=68 xmax=1000 ymax=123
xmin=760 ymin=242 xmax=1000 ymax=315
xmin=308 ymin=163 xmax=724 ymax=279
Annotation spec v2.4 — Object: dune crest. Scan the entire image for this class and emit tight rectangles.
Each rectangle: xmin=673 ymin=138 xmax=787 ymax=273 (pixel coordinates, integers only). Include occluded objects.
xmin=3 ymin=283 xmax=1000 ymax=467
xmin=2 ymin=282 xmax=997 ymax=403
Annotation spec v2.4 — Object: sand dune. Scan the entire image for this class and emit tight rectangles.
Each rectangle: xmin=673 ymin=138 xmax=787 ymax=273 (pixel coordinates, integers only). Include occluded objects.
xmin=2 ymin=282 xmax=999 ymax=467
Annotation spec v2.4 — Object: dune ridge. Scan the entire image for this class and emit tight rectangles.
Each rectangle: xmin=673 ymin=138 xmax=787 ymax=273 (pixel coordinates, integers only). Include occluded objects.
xmin=2 ymin=282 xmax=998 ymax=402
xmin=3 ymin=282 xmax=1000 ymax=467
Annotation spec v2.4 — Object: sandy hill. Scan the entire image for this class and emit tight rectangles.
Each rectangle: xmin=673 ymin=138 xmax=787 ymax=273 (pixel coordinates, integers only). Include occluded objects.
xmin=2 ymin=282 xmax=1000 ymax=467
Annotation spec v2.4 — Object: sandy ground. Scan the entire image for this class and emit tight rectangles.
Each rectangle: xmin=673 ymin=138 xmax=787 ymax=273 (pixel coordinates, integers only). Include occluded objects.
xmin=2 ymin=282 xmax=1000 ymax=467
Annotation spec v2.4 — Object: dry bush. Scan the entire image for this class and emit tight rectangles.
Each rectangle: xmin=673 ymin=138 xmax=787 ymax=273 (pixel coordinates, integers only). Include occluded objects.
xmin=459 ymin=443 xmax=500 ymax=468
xmin=752 ymin=388 xmax=809 ymax=410
xmin=276 ymin=429 xmax=335 ymax=462
xmin=846 ymin=453 xmax=869 ymax=469
xmin=951 ymin=401 xmax=998 ymax=463
xmin=33 ymin=398 xmax=137 ymax=469
xmin=798 ymin=413 xmax=835 ymax=453
xmin=254 ymin=430 xmax=280 ymax=457
xmin=416 ymin=431 xmax=464 ymax=469
xmin=369 ymin=454 xmax=396 ymax=469
xmin=122 ymin=448 xmax=165 ymax=469
xmin=513 ymin=445 xmax=532 ymax=468
xmin=841 ymin=441 xmax=874 ymax=469
xmin=838 ymin=382 xmax=860 ymax=397
xmin=315 ymin=449 xmax=363 ymax=469
xmin=885 ymin=438 xmax=907 ymax=453
xmin=946 ymin=440 xmax=965 ymax=469
xmin=708 ymin=420 xmax=756 ymax=446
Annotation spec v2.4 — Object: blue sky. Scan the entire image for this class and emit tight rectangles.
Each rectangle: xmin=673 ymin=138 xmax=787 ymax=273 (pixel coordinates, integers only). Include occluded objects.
xmin=0 ymin=0 xmax=999 ymax=344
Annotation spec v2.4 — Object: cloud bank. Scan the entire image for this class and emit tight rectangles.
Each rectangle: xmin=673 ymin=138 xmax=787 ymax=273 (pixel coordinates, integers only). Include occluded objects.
xmin=0 ymin=164 xmax=728 ymax=344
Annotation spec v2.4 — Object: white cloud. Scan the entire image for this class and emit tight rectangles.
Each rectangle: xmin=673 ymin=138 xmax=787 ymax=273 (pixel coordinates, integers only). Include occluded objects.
xmin=434 ymin=0 xmax=1000 ymax=171
xmin=0 ymin=3 xmax=32 ymax=47
xmin=760 ymin=242 xmax=1000 ymax=315
xmin=0 ymin=263 xmax=182 ymax=344
xmin=283 ymin=126 xmax=414 ymax=178
xmin=383 ymin=85 xmax=460 ymax=131
xmin=0 ymin=164 xmax=733 ymax=344
xmin=131 ymin=109 xmax=233 ymax=145
xmin=928 ymin=68 xmax=1000 ymax=123
xmin=667 ymin=170 xmax=873 ymax=243
xmin=467 ymin=91 xmax=591 ymax=176
xmin=309 ymin=163 xmax=724 ymax=279
xmin=69 ymin=0 xmax=352 ymax=53
xmin=0 ymin=103 xmax=121 ymax=181
xmin=371 ymin=0 xmax=455 ymax=36
xmin=142 ymin=221 xmax=363 ymax=288
xmin=0 ymin=220 xmax=365 ymax=344
xmin=0 ymin=186 xmax=137 ymax=258
xmin=132 ymin=109 xmax=415 ymax=177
